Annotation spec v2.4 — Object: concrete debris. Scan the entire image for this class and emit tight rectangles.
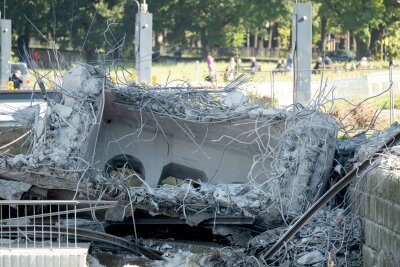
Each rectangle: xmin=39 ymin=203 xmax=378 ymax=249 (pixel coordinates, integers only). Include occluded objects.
xmin=248 ymin=107 xmax=265 ymax=119
xmin=202 ymin=247 xmax=263 ymax=267
xmin=251 ymin=209 xmax=363 ymax=266
xmin=112 ymin=83 xmax=253 ymax=123
xmin=356 ymin=122 xmax=400 ymax=162
xmin=224 ymin=91 xmax=246 ymax=109
xmin=0 ymin=63 xmax=104 ymax=190
xmin=11 ymin=105 xmax=39 ymax=126
xmin=63 ymin=64 xmax=103 ymax=96
xmin=53 ymin=103 xmax=73 ymax=119
xmin=104 ymin=206 xmax=126 ymax=221
xmin=109 ymin=84 xmax=337 ymax=217
xmin=212 ymin=226 xmax=252 ymax=247
xmin=335 ymin=132 xmax=367 ymax=166
xmin=0 ymin=179 xmax=31 ymax=200
xmin=0 ymin=64 xmax=369 ymax=266
xmin=391 ymin=145 xmax=400 ymax=156
xmin=296 ymin=250 xmax=324 ymax=265
xmin=87 ymin=255 xmax=106 ymax=267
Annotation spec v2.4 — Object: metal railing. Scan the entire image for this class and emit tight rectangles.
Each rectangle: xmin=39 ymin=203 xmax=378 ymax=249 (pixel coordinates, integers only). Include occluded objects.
xmin=0 ymin=200 xmax=117 ymax=249
xmin=211 ymin=67 xmax=400 ymax=107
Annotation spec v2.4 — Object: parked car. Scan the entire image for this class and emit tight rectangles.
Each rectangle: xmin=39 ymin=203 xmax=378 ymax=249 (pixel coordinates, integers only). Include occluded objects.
xmin=325 ymin=50 xmax=355 ymax=62
xmin=10 ymin=62 xmax=32 ymax=89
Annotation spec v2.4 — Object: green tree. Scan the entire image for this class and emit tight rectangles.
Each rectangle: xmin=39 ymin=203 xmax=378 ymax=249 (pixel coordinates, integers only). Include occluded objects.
xmin=315 ymin=0 xmax=400 ymax=58
xmin=240 ymin=0 xmax=291 ymax=49
xmin=150 ymin=0 xmax=243 ymax=57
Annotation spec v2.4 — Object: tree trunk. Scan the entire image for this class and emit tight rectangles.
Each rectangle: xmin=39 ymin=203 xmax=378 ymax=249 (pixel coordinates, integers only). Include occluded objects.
xmin=254 ymin=28 xmax=258 ymax=49
xmin=268 ymin=21 xmax=275 ymax=49
xmin=200 ymin=30 xmax=208 ymax=58
xmin=247 ymin=28 xmax=250 ymax=48
xmin=85 ymin=48 xmax=94 ymax=62
xmin=354 ymin=35 xmax=369 ymax=59
xmin=351 ymin=35 xmax=356 ymax=51
xmin=272 ymin=23 xmax=280 ymax=48
xmin=17 ymin=30 xmax=30 ymax=62
xmin=369 ymin=28 xmax=381 ymax=56
xmin=346 ymin=31 xmax=351 ymax=52
xmin=154 ymin=31 xmax=161 ymax=61
xmin=320 ymin=16 xmax=327 ymax=51
xmin=154 ymin=31 xmax=160 ymax=52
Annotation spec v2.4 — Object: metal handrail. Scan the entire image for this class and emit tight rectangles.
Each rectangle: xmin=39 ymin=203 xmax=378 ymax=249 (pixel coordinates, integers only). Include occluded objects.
xmin=0 ymin=200 xmax=118 ymax=250
xmin=0 ymin=200 xmax=118 ymax=205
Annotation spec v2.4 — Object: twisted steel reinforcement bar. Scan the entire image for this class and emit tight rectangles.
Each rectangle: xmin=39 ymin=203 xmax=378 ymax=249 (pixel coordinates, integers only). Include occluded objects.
xmin=263 ymin=128 xmax=400 ymax=261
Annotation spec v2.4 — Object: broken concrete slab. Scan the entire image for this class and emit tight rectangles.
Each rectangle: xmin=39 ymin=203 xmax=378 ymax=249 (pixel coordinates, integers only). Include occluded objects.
xmin=224 ymin=91 xmax=246 ymax=109
xmin=53 ymin=103 xmax=73 ymax=119
xmin=0 ymin=179 xmax=31 ymax=200
xmin=296 ymin=250 xmax=324 ymax=265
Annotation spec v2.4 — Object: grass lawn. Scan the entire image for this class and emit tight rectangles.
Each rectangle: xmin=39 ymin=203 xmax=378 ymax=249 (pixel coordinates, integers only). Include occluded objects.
xmin=323 ymin=92 xmax=400 ymax=111
xmin=30 ymin=60 xmax=397 ymax=87
xmin=150 ymin=61 xmax=395 ymax=84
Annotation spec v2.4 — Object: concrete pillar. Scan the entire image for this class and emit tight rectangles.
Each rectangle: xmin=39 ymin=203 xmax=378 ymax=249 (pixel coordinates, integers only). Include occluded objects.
xmin=292 ymin=3 xmax=312 ymax=105
xmin=0 ymin=19 xmax=11 ymax=87
xmin=135 ymin=4 xmax=152 ymax=84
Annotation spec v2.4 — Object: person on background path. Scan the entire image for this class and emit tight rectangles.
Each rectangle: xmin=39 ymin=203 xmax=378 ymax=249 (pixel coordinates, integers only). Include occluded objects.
xmin=9 ymin=70 xmax=23 ymax=89
xmin=236 ymin=58 xmax=243 ymax=72
xmin=206 ymin=55 xmax=215 ymax=82
xmin=33 ymin=50 xmax=40 ymax=62
xmin=324 ymin=56 xmax=333 ymax=67
xmin=273 ymin=59 xmax=285 ymax=73
xmin=207 ymin=55 xmax=214 ymax=73
xmin=229 ymin=57 xmax=236 ymax=72
xmin=356 ymin=57 xmax=369 ymax=69
xmin=225 ymin=66 xmax=235 ymax=81
xmin=174 ymin=47 xmax=182 ymax=63
xmin=313 ymin=57 xmax=323 ymax=74
xmin=250 ymin=57 xmax=259 ymax=74
xmin=285 ymin=53 xmax=293 ymax=71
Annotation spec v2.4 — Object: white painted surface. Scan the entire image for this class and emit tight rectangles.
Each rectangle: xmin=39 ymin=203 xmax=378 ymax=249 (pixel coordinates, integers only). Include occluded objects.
xmin=0 ymin=243 xmax=89 ymax=267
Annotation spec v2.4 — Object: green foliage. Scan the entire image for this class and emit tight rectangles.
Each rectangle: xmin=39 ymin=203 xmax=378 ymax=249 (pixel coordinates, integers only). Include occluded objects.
xmin=387 ymin=23 xmax=400 ymax=58
xmin=1 ymin=0 xmax=400 ymax=60
xmin=314 ymin=0 xmax=400 ymax=57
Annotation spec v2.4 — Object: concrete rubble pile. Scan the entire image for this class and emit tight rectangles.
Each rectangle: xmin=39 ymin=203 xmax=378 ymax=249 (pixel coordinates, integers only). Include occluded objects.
xmin=108 ymin=77 xmax=338 ymax=220
xmin=0 ymin=64 xmax=372 ymax=266
xmin=187 ymin=208 xmax=363 ymax=266
xmin=0 ymin=64 xmax=104 ymax=192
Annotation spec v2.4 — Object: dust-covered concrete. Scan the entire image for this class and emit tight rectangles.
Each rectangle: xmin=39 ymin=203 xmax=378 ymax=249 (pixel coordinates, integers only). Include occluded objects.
xmin=0 ymin=64 xmax=350 ymax=266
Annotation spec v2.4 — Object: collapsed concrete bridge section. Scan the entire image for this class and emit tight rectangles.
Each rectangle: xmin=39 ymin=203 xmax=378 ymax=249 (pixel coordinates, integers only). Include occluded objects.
xmin=97 ymin=89 xmax=334 ymax=187
xmin=0 ymin=64 xmax=354 ymax=266
xmin=11 ymin=63 xmax=400 ymax=267
xmin=0 ymin=64 xmax=338 ymax=216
